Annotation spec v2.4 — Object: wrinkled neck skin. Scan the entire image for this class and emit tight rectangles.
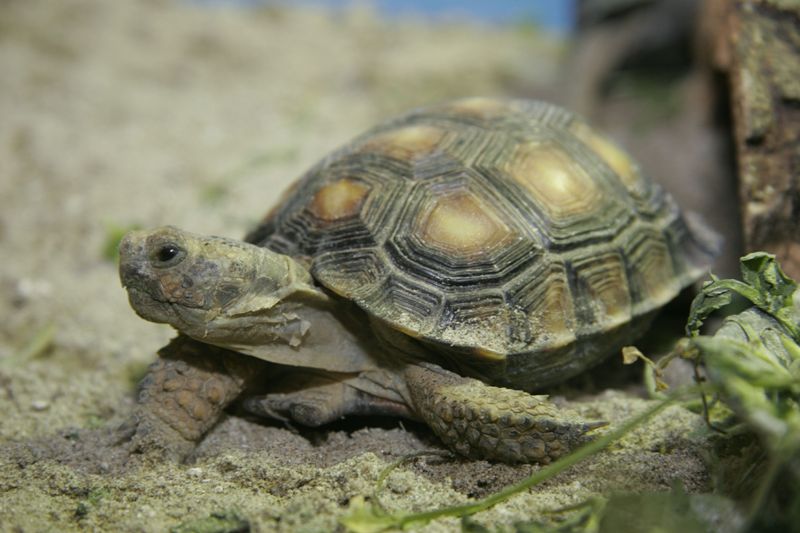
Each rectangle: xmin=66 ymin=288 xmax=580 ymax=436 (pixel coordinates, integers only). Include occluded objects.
xmin=213 ymin=289 xmax=383 ymax=374
xmin=179 ymin=251 xmax=319 ymax=348
xmin=119 ymin=226 xmax=382 ymax=374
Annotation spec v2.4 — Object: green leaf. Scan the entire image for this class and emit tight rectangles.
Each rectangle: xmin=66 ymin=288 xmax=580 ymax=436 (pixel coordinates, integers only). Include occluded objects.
xmin=740 ymin=252 xmax=797 ymax=307
xmin=339 ymin=496 xmax=402 ymax=533
xmin=685 ymin=280 xmax=734 ymax=337
xmin=102 ymin=222 xmax=141 ymax=262
xmin=685 ymin=253 xmax=800 ymax=339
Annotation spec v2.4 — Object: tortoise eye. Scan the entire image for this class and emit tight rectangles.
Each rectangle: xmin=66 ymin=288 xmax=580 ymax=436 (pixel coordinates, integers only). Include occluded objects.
xmin=152 ymin=243 xmax=185 ymax=267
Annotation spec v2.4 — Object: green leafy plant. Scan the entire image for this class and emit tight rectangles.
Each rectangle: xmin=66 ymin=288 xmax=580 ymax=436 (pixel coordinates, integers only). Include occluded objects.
xmin=679 ymin=252 xmax=800 ymax=531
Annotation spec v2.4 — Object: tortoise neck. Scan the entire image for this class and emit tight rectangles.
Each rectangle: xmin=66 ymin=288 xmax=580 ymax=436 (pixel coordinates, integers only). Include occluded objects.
xmin=199 ymin=245 xmax=382 ymax=372
xmin=203 ymin=292 xmax=383 ymax=373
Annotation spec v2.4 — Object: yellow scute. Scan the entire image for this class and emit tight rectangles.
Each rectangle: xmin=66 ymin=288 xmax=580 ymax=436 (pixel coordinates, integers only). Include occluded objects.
xmin=571 ymin=122 xmax=642 ymax=190
xmin=419 ymin=192 xmax=512 ymax=254
xmin=505 ymin=142 xmax=601 ymax=219
xmin=446 ymin=97 xmax=510 ymax=117
xmin=362 ymin=125 xmax=444 ymax=158
xmin=309 ymin=179 xmax=370 ymax=221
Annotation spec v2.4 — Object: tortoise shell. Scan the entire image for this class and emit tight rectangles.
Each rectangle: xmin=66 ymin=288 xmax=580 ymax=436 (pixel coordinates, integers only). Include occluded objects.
xmin=246 ymin=98 xmax=719 ymax=388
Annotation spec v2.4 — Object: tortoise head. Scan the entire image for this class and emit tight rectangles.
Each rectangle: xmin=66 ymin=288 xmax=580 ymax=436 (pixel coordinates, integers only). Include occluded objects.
xmin=118 ymin=226 xmax=314 ymax=342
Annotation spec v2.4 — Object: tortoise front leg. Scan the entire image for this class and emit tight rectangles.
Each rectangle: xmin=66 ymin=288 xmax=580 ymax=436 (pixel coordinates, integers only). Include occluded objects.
xmin=121 ymin=336 xmax=264 ymax=460
xmin=404 ymin=363 xmax=604 ymax=464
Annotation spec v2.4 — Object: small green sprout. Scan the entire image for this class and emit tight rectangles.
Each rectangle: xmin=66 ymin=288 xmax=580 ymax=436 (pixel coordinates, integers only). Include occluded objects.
xmin=102 ymin=223 xmax=141 ymax=262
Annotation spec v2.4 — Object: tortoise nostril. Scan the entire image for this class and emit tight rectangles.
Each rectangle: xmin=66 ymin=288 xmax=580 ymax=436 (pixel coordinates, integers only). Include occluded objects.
xmin=118 ymin=230 xmax=149 ymax=260
xmin=119 ymin=263 xmax=142 ymax=287
xmin=118 ymin=234 xmax=133 ymax=256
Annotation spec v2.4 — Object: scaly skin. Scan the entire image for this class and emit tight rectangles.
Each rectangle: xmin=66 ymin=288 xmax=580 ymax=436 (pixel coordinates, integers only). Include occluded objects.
xmin=404 ymin=364 xmax=602 ymax=463
xmin=123 ymin=336 xmax=264 ymax=460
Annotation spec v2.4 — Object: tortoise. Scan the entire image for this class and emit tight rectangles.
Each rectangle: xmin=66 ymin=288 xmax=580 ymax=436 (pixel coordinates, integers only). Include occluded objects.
xmin=118 ymin=97 xmax=720 ymax=463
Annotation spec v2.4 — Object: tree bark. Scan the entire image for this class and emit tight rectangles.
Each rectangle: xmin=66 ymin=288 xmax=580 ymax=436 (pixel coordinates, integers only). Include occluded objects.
xmin=706 ymin=0 xmax=800 ymax=277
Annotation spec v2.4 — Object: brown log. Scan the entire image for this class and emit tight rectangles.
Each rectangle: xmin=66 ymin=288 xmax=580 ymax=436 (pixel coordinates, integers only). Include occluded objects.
xmin=708 ymin=0 xmax=800 ymax=277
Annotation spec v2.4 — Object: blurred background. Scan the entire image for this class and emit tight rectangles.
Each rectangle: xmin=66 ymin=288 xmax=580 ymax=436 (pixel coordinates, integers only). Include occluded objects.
xmin=242 ymin=0 xmax=575 ymax=29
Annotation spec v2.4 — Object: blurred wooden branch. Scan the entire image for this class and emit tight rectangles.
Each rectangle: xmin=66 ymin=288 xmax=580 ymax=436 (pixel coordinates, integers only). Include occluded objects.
xmin=704 ymin=0 xmax=800 ymax=278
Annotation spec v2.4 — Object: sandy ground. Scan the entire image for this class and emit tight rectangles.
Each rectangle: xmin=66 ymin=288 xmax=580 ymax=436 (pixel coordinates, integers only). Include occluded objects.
xmin=0 ymin=2 xmax=736 ymax=531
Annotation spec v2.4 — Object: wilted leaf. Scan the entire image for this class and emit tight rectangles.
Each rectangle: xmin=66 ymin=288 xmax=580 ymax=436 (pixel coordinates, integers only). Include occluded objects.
xmin=621 ymin=346 xmax=643 ymax=365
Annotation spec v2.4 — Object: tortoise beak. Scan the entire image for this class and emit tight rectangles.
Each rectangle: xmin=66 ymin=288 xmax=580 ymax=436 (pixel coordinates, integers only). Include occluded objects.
xmin=118 ymin=228 xmax=182 ymax=325
xmin=118 ymin=230 xmax=149 ymax=288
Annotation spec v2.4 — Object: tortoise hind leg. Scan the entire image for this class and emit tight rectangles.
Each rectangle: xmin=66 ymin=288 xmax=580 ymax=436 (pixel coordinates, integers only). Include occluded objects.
xmin=243 ymin=371 xmax=413 ymax=427
xmin=403 ymin=363 xmax=604 ymax=464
